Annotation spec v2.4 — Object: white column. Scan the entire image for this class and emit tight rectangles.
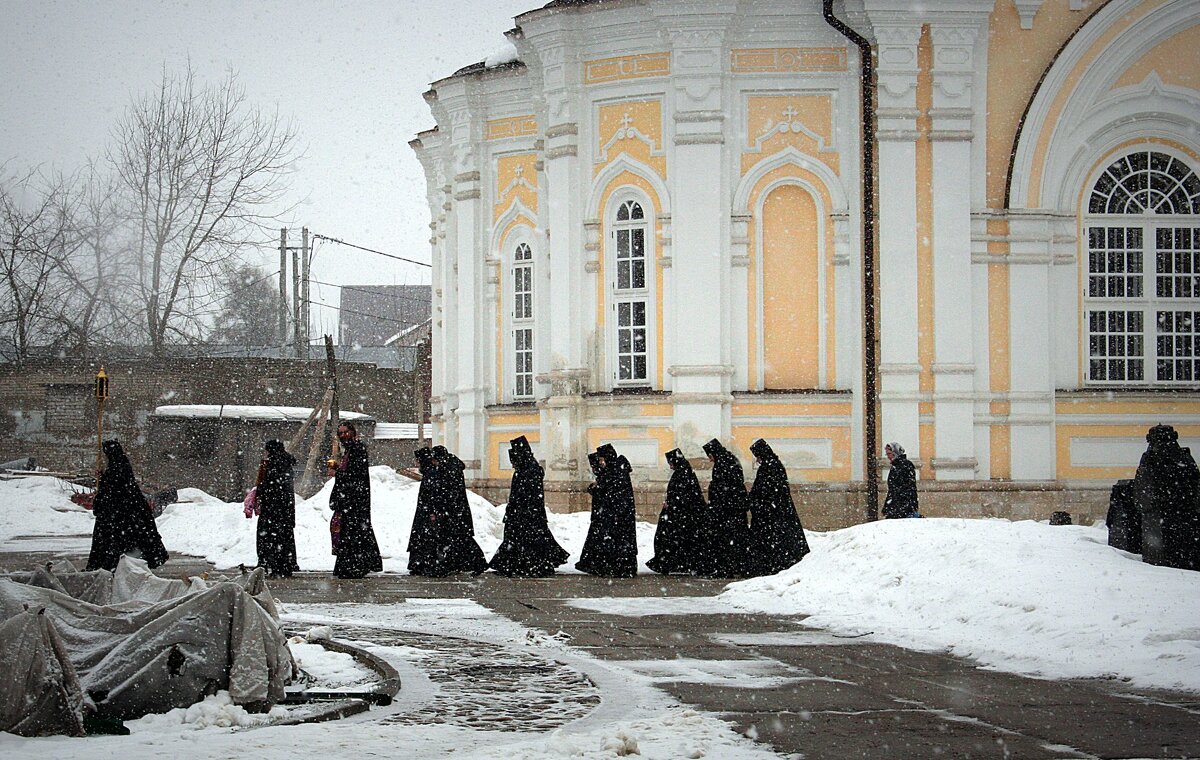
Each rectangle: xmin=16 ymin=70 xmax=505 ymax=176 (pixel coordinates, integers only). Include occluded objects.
xmin=659 ymin=13 xmax=735 ymax=456
xmin=873 ymin=22 xmax=923 ymax=463
xmin=451 ymin=162 xmax=485 ymax=473
xmin=929 ymin=21 xmax=983 ymax=480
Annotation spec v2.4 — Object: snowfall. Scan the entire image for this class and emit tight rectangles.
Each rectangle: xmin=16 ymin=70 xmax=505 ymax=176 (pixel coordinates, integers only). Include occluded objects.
xmin=1 ymin=467 xmax=1198 ymax=758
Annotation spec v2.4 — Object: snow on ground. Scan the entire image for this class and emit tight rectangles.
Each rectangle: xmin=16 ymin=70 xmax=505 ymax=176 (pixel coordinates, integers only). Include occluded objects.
xmin=719 ymin=518 xmax=1200 ymax=693
xmin=0 ymin=599 xmax=781 ymax=760
xmin=154 ymin=466 xmax=658 ymax=573
xmin=0 ymin=476 xmax=93 ymax=543
xmin=5 ymin=473 xmax=1200 ymax=694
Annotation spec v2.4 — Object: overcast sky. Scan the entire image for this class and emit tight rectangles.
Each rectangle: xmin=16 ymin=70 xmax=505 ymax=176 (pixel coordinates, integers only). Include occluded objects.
xmin=0 ymin=0 xmax=532 ymax=338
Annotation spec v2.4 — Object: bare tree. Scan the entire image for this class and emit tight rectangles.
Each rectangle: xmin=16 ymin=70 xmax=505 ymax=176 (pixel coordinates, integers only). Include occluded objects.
xmin=109 ymin=64 xmax=299 ymax=355
xmin=0 ymin=166 xmax=76 ymax=361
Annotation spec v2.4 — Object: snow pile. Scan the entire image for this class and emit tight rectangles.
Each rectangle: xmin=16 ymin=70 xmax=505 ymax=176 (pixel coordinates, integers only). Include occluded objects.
xmin=155 ymin=466 xmax=657 ymax=572
xmin=288 ymin=641 xmax=376 ymax=689
xmin=483 ymin=40 xmax=518 ymax=68
xmin=128 ymin=692 xmax=287 ymax=732
xmin=720 ymin=518 xmax=1200 ymax=692
xmin=0 ymin=477 xmax=93 ymax=543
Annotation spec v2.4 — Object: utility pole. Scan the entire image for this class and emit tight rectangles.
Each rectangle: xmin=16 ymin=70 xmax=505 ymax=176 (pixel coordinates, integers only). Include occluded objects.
xmin=324 ymin=334 xmax=340 ymax=461
xmin=302 ymin=227 xmax=311 ymax=359
xmin=292 ymin=243 xmax=302 ymax=358
xmin=415 ymin=338 xmax=427 ymax=445
xmin=278 ymin=228 xmax=288 ymax=354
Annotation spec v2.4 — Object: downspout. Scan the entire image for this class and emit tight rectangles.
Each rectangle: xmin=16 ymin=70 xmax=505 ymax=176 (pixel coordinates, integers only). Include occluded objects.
xmin=823 ymin=0 xmax=880 ymax=521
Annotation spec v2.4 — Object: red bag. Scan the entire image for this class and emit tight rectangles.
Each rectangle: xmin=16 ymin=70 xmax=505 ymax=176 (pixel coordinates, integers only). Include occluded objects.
xmin=330 ymin=512 xmax=342 ymax=555
xmin=242 ymin=487 xmax=259 ymax=518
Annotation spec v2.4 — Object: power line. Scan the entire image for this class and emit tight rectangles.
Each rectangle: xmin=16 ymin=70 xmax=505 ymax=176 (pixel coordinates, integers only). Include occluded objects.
xmin=311 ymin=233 xmax=431 ymax=268
xmin=305 ymin=276 xmax=431 ymax=308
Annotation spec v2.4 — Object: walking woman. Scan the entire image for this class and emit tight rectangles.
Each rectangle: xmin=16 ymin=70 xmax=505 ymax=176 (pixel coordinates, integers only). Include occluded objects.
xmin=748 ymin=438 xmax=810 ymax=575
xmin=701 ymin=439 xmax=757 ymax=578
xmin=87 ymin=440 xmax=169 ymax=571
xmin=256 ymin=439 xmax=299 ymax=577
xmin=488 ymin=436 xmax=569 ymax=576
xmin=576 ymin=444 xmax=638 ymax=577
xmin=330 ymin=421 xmax=383 ymax=579
xmin=647 ymin=448 xmax=705 ymax=575
xmin=407 ymin=446 xmax=442 ymax=575
xmin=883 ymin=442 xmax=921 ymax=519
xmin=431 ymin=445 xmax=489 ymax=574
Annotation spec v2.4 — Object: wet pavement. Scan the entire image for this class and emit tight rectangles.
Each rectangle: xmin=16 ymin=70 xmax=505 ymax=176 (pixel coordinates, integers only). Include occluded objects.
xmin=3 ymin=542 xmax=1198 ymax=759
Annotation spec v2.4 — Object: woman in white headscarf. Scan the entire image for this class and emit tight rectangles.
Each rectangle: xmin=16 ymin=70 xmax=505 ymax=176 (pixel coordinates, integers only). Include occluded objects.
xmin=883 ymin=442 xmax=920 ymax=519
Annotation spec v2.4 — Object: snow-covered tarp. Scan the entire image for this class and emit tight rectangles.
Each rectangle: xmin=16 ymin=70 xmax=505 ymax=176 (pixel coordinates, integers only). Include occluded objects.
xmin=0 ymin=557 xmax=291 ymax=731
xmin=152 ymin=405 xmax=371 ymax=421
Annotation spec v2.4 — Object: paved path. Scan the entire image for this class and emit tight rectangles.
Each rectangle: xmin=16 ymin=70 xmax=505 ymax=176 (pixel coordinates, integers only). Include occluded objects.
xmin=3 ymin=544 xmax=1198 ymax=759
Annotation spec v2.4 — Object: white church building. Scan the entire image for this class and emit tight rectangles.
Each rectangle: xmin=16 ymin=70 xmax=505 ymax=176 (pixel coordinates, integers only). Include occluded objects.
xmin=411 ymin=0 xmax=1200 ymax=526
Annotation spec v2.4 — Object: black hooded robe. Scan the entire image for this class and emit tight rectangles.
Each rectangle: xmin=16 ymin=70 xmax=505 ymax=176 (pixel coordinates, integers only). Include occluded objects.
xmin=489 ymin=437 xmax=569 ymax=576
xmin=647 ymin=449 xmax=704 ymax=575
xmin=883 ymin=453 xmax=921 ymax=519
xmin=748 ymin=439 xmax=810 ymax=575
xmin=86 ymin=441 xmax=169 ymax=571
xmin=576 ymin=445 xmax=638 ymax=577
xmin=432 ymin=447 xmax=489 ymax=574
xmin=331 ymin=438 xmax=383 ymax=579
xmin=1133 ymin=425 xmax=1200 ymax=571
xmin=407 ymin=447 xmax=443 ymax=576
xmin=702 ymin=439 xmax=757 ymax=578
xmin=257 ymin=440 xmax=299 ymax=577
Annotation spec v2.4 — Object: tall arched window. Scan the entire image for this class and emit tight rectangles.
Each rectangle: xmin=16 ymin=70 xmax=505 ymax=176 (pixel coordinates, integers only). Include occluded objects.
xmin=1085 ymin=150 xmax=1200 ymax=385
xmin=512 ymin=241 xmax=534 ymax=398
xmin=611 ymin=199 xmax=649 ymax=384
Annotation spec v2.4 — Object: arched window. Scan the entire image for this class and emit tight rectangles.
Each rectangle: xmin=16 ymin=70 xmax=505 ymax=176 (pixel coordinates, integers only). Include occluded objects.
xmin=512 ymin=241 xmax=534 ymax=398
xmin=611 ymin=199 xmax=649 ymax=384
xmin=1085 ymin=150 xmax=1200 ymax=385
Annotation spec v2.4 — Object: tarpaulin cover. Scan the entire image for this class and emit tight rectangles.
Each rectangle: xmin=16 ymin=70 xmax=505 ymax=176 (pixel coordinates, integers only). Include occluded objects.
xmin=0 ymin=609 xmax=86 ymax=737
xmin=0 ymin=556 xmax=292 ymax=732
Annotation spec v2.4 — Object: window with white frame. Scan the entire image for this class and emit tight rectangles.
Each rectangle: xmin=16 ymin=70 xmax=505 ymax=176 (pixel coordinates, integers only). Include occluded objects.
xmin=512 ymin=242 xmax=534 ymax=398
xmin=611 ymin=199 xmax=649 ymax=384
xmin=1084 ymin=150 xmax=1200 ymax=386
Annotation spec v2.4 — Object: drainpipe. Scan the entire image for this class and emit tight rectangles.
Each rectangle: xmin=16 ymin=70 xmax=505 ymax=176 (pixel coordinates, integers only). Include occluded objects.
xmin=823 ymin=0 xmax=880 ymax=521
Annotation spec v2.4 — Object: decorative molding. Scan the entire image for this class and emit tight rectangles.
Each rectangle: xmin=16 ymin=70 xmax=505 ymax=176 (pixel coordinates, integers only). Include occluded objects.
xmin=930 ymin=457 xmax=980 ymax=471
xmin=932 ymin=363 xmax=976 ymax=375
xmin=485 ymin=115 xmax=538 ymax=141
xmin=731 ymin=47 xmax=848 ymax=73
xmin=546 ymin=145 xmax=578 ymax=160
xmin=453 ymin=189 xmax=481 ymax=201
xmin=584 ymin=261 xmax=600 ymax=273
xmin=669 ymin=365 xmax=735 ymax=377
xmin=675 ymin=134 xmax=724 ymax=145
xmin=544 ymin=122 xmax=579 ymax=139
xmin=731 ymin=255 xmax=752 ymax=268
xmin=584 ymin=52 xmax=670 ymax=84
xmin=674 ymin=111 xmax=724 ymax=124
xmin=454 ymin=171 xmax=481 ymax=184
xmin=657 ymin=256 xmax=672 ymax=268
xmin=1014 ymin=0 xmax=1044 ymax=30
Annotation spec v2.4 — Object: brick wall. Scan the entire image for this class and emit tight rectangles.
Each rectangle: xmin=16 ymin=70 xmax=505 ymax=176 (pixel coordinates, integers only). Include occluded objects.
xmin=0 ymin=357 xmax=424 ymax=484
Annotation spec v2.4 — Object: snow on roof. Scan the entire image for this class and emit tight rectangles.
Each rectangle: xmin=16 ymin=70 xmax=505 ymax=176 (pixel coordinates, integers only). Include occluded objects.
xmin=374 ymin=423 xmax=424 ymax=440
xmin=153 ymin=405 xmax=371 ymax=421
xmin=484 ymin=40 xmax=519 ymax=68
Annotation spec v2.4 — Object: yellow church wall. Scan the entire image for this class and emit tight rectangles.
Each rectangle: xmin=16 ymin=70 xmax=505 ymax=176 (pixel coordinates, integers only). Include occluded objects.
xmin=762 ymin=185 xmax=821 ymax=388
xmin=987 ymin=218 xmax=1012 ymax=479
xmin=731 ymin=48 xmax=848 ymax=73
xmin=595 ymin=99 xmax=667 ymax=179
xmin=730 ymin=425 xmax=853 ymax=482
xmin=585 ymin=52 xmax=670 ymax=85
xmin=917 ymin=26 xmax=936 ymax=476
xmin=985 ymin=1 xmax=1100 ymax=209
xmin=741 ymin=95 xmax=839 ymax=177
xmin=745 ymin=166 xmax=838 ymax=390
xmin=731 ymin=400 xmax=853 ymax=418
xmin=1054 ymin=397 xmax=1200 ymax=480
xmin=1025 ymin=0 xmax=1169 ymax=207
xmin=486 ymin=115 xmax=538 ymax=141
xmin=486 ymin=428 xmax=540 ymax=479
xmin=587 ymin=426 xmax=676 ymax=457
xmin=1113 ymin=23 xmax=1200 ymax=90
xmin=493 ymin=153 xmax=539 ymax=223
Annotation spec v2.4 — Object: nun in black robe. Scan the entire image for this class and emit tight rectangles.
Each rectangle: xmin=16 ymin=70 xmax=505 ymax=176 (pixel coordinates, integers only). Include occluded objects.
xmin=256 ymin=439 xmax=299 ymax=577
xmin=331 ymin=425 xmax=383 ymax=579
xmin=748 ymin=438 xmax=810 ymax=575
xmin=647 ymin=448 xmax=704 ymax=575
xmin=488 ymin=436 xmax=569 ymax=576
xmin=576 ymin=444 xmax=638 ymax=577
xmin=430 ymin=445 xmax=490 ymax=574
xmin=86 ymin=440 xmax=169 ymax=571
xmin=407 ymin=446 xmax=442 ymax=575
xmin=701 ymin=439 xmax=757 ymax=578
